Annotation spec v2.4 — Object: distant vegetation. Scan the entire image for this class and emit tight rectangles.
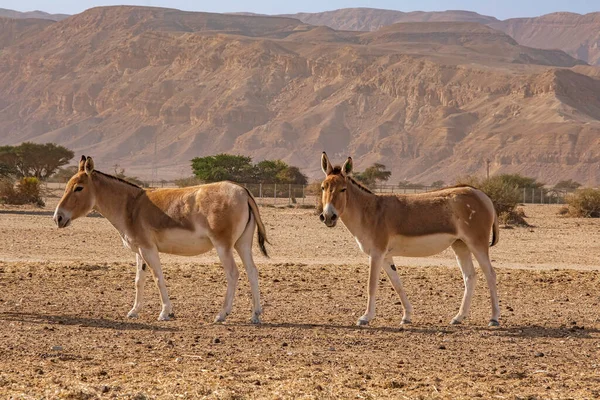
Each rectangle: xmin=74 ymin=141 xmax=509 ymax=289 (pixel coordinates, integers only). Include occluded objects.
xmin=0 ymin=177 xmax=44 ymax=207
xmin=0 ymin=142 xmax=73 ymax=180
xmin=554 ymin=179 xmax=582 ymax=191
xmin=354 ymin=163 xmax=391 ymax=187
xmin=0 ymin=142 xmax=74 ymax=206
xmin=189 ymin=154 xmax=307 ymax=185
xmin=565 ymin=189 xmax=600 ymax=218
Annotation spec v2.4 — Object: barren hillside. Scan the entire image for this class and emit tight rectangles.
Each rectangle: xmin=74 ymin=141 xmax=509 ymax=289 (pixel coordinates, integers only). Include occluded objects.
xmin=283 ymin=8 xmax=600 ymax=67
xmin=0 ymin=17 xmax=53 ymax=49
xmin=280 ymin=8 xmax=497 ymax=31
xmin=490 ymin=13 xmax=600 ymax=67
xmin=0 ymin=6 xmax=599 ymax=184
xmin=0 ymin=8 xmax=68 ymax=21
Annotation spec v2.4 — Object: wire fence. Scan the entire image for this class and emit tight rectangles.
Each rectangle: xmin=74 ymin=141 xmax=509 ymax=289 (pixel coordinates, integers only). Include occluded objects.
xmin=44 ymin=181 xmax=571 ymax=206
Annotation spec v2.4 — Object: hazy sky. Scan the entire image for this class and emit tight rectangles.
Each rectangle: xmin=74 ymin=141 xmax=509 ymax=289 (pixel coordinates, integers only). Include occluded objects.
xmin=3 ymin=0 xmax=599 ymax=20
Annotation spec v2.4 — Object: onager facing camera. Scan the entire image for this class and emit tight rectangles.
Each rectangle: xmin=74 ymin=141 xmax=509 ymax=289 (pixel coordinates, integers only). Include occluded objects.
xmin=319 ymin=152 xmax=500 ymax=327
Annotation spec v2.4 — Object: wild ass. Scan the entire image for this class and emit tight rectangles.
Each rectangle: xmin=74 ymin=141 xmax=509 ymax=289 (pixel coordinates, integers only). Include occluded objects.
xmin=319 ymin=152 xmax=500 ymax=327
xmin=53 ymin=156 xmax=269 ymax=323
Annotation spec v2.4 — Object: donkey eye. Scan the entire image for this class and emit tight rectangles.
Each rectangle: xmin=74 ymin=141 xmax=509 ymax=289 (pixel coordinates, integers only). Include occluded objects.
xmin=340 ymin=188 xmax=347 ymax=192
xmin=74 ymin=186 xmax=84 ymax=192
xmin=321 ymin=186 xmax=325 ymax=191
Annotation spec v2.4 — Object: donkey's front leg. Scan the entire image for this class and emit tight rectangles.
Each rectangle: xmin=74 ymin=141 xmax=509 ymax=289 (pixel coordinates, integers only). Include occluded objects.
xmin=127 ymin=254 xmax=148 ymax=318
xmin=139 ymin=248 xmax=173 ymax=321
xmin=358 ymin=252 xmax=384 ymax=326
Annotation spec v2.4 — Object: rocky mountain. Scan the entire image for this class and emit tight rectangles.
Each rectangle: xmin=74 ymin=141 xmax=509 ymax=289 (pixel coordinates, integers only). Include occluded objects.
xmin=0 ymin=8 xmax=68 ymax=21
xmin=283 ymin=8 xmax=600 ymax=67
xmin=489 ymin=13 xmax=600 ymax=67
xmin=0 ymin=6 xmax=599 ymax=185
xmin=280 ymin=8 xmax=498 ymax=31
xmin=0 ymin=17 xmax=54 ymax=48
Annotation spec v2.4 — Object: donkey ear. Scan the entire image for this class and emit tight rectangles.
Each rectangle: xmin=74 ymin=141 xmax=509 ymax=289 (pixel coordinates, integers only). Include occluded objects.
xmin=342 ymin=157 xmax=353 ymax=176
xmin=84 ymin=156 xmax=95 ymax=176
xmin=78 ymin=155 xmax=86 ymax=172
xmin=321 ymin=152 xmax=333 ymax=176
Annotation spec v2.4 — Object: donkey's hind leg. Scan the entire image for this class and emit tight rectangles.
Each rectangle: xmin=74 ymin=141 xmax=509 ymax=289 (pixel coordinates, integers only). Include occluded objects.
xmin=383 ymin=257 xmax=413 ymax=324
xmin=471 ymin=245 xmax=500 ymax=326
xmin=450 ymin=240 xmax=477 ymax=325
xmin=127 ymin=253 xmax=149 ymax=318
xmin=235 ymin=214 xmax=262 ymax=324
xmin=214 ymin=245 xmax=240 ymax=323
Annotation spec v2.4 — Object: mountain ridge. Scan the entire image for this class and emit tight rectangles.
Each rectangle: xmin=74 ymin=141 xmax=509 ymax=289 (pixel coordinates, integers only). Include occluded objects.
xmin=0 ymin=6 xmax=599 ymax=185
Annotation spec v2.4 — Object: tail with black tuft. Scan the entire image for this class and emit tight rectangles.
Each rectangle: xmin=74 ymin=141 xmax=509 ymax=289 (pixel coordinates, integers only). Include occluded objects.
xmin=490 ymin=208 xmax=499 ymax=247
xmin=242 ymin=187 xmax=270 ymax=257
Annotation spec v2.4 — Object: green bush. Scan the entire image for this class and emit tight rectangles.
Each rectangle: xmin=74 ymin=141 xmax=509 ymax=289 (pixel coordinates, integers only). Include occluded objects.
xmin=565 ymin=188 xmax=600 ymax=218
xmin=0 ymin=177 xmax=44 ymax=206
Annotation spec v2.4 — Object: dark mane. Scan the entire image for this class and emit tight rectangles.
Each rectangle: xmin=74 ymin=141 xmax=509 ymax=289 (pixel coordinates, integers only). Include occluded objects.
xmin=93 ymin=170 xmax=142 ymax=189
xmin=430 ymin=183 xmax=478 ymax=192
xmin=331 ymin=165 xmax=374 ymax=194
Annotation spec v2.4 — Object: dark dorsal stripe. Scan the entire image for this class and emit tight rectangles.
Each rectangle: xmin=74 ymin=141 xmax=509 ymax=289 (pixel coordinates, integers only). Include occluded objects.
xmin=93 ymin=170 xmax=141 ymax=189
xmin=330 ymin=165 xmax=374 ymax=194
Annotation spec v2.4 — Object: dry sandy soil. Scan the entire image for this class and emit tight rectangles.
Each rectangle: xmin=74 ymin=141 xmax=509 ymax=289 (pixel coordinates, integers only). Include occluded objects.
xmin=1 ymin=201 xmax=600 ymax=399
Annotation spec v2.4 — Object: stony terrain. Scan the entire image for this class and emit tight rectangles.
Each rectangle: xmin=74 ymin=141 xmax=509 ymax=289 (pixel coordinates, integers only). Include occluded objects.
xmin=1 ymin=203 xmax=600 ymax=398
xmin=0 ymin=6 xmax=600 ymax=185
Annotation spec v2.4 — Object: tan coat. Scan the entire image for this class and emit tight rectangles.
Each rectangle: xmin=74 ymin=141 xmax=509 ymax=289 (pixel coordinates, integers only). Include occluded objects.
xmin=319 ymin=152 xmax=500 ymax=327
xmin=54 ymin=156 xmax=268 ymax=323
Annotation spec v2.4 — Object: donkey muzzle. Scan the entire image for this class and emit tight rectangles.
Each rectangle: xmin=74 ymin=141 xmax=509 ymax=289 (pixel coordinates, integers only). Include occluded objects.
xmin=53 ymin=209 xmax=71 ymax=228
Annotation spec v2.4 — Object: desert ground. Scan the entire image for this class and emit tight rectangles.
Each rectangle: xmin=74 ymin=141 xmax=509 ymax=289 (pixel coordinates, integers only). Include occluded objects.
xmin=1 ymin=197 xmax=600 ymax=399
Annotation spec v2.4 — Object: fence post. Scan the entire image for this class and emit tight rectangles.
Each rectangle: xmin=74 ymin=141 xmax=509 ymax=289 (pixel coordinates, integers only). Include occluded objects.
xmin=259 ymin=183 xmax=262 ymax=206
xmin=274 ymin=183 xmax=277 ymax=206
xmin=523 ymin=187 xmax=526 ymax=204
xmin=541 ymin=188 xmax=544 ymax=204
xmin=288 ymin=184 xmax=292 ymax=205
xmin=531 ymin=187 xmax=535 ymax=204
xmin=302 ymin=185 xmax=305 ymax=205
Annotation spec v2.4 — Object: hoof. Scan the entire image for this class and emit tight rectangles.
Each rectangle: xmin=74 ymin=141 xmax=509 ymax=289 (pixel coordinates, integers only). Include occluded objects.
xmin=488 ymin=319 xmax=500 ymax=327
xmin=158 ymin=314 xmax=172 ymax=321
xmin=450 ymin=318 xmax=462 ymax=325
xmin=214 ymin=315 xmax=226 ymax=323
xmin=357 ymin=318 xmax=369 ymax=326
xmin=401 ymin=319 xmax=411 ymax=325
xmin=250 ymin=315 xmax=261 ymax=325
xmin=127 ymin=311 xmax=139 ymax=319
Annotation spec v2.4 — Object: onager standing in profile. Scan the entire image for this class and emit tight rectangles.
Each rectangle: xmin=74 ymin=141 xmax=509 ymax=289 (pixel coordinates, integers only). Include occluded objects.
xmin=54 ymin=156 xmax=268 ymax=323
xmin=319 ymin=152 xmax=500 ymax=327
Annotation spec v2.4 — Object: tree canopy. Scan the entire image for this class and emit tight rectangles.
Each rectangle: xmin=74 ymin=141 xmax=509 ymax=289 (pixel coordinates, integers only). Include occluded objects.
xmin=554 ymin=179 xmax=581 ymax=191
xmin=354 ymin=163 xmax=392 ymax=187
xmin=191 ymin=154 xmax=307 ymax=184
xmin=0 ymin=142 xmax=74 ymax=180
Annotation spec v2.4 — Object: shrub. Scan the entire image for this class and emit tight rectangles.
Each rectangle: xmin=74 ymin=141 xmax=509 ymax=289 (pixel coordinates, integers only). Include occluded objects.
xmin=565 ymin=188 xmax=600 ymax=218
xmin=456 ymin=175 xmax=528 ymax=226
xmin=0 ymin=177 xmax=45 ymax=206
xmin=175 ymin=176 xmax=203 ymax=187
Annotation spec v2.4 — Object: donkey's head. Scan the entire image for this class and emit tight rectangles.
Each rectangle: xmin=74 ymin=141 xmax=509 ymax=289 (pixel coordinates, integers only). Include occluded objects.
xmin=53 ymin=155 xmax=97 ymax=228
xmin=319 ymin=152 xmax=353 ymax=228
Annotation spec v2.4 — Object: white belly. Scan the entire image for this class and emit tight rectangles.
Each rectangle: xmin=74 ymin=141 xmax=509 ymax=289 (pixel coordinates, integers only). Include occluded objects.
xmin=387 ymin=233 xmax=456 ymax=257
xmin=156 ymin=228 xmax=214 ymax=256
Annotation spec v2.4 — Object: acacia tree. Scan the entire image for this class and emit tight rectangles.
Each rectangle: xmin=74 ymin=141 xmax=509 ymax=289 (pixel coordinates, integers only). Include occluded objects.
xmin=0 ymin=143 xmax=74 ymax=180
xmin=554 ymin=179 xmax=581 ymax=191
xmin=191 ymin=154 xmax=254 ymax=182
xmin=191 ymin=154 xmax=308 ymax=184
xmin=354 ymin=163 xmax=391 ymax=187
xmin=276 ymin=166 xmax=308 ymax=185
